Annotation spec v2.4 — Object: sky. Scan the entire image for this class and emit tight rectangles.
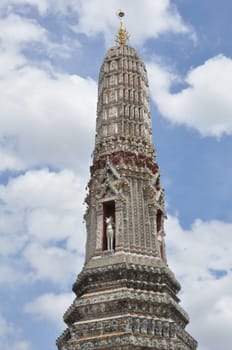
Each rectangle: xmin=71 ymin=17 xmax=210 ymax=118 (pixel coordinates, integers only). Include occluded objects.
xmin=0 ymin=1 xmax=232 ymax=349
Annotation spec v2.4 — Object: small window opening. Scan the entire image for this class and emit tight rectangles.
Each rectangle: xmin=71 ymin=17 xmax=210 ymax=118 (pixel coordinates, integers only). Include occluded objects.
xmin=156 ymin=209 xmax=162 ymax=234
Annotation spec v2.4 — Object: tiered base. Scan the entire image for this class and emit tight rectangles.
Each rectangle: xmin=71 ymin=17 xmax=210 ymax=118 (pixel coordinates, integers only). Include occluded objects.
xmin=57 ymin=259 xmax=197 ymax=350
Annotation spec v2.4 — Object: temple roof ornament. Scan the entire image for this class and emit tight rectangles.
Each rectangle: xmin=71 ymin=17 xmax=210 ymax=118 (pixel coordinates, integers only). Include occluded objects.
xmin=115 ymin=10 xmax=130 ymax=45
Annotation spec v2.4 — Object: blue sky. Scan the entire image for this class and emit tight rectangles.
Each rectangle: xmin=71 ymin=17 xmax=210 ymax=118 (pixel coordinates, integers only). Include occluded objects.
xmin=0 ymin=1 xmax=232 ymax=350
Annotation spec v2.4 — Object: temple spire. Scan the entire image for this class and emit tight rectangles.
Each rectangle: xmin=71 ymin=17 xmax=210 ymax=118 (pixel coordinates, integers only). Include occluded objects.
xmin=57 ymin=13 xmax=198 ymax=350
xmin=115 ymin=10 xmax=130 ymax=45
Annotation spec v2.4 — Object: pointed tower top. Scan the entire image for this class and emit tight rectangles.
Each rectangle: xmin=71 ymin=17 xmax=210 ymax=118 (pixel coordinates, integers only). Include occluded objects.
xmin=115 ymin=10 xmax=130 ymax=45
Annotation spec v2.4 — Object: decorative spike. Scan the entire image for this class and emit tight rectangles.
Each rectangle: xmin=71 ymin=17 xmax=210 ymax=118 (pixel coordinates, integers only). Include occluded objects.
xmin=115 ymin=10 xmax=130 ymax=45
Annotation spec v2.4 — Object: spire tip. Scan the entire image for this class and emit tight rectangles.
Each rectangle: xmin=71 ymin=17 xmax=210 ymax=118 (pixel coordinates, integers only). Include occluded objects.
xmin=115 ymin=10 xmax=130 ymax=46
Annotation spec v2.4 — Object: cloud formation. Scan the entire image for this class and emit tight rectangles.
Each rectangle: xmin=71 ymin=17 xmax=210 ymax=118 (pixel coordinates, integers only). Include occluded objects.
xmin=148 ymin=55 xmax=232 ymax=137
xmin=73 ymin=0 xmax=193 ymax=45
xmin=0 ymin=169 xmax=86 ymax=286
xmin=166 ymin=215 xmax=232 ymax=350
xmin=1 ymin=0 xmax=193 ymax=45
xmin=0 ymin=13 xmax=96 ymax=173
xmin=0 ymin=314 xmax=31 ymax=350
xmin=24 ymin=293 xmax=74 ymax=328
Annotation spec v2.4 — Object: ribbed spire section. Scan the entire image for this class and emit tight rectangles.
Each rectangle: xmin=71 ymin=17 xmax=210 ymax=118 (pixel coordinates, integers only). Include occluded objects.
xmin=95 ymin=45 xmax=153 ymax=158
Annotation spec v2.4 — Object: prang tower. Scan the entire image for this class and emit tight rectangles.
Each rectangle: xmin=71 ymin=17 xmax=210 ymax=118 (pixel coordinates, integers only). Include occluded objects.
xmin=57 ymin=12 xmax=197 ymax=350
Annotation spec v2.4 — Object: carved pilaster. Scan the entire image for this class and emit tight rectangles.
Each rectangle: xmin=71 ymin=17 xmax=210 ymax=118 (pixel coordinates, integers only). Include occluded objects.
xmin=96 ymin=203 xmax=103 ymax=250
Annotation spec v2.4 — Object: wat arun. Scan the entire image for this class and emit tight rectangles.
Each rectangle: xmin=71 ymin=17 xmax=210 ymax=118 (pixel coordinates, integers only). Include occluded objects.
xmin=57 ymin=12 xmax=197 ymax=350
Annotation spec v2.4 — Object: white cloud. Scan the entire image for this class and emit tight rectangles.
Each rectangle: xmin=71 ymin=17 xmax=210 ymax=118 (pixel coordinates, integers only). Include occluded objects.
xmin=0 ymin=149 xmax=25 ymax=171
xmin=0 ymin=13 xmax=74 ymax=60
xmin=0 ymin=264 xmax=25 ymax=285
xmin=148 ymin=54 xmax=232 ymax=137
xmin=0 ymin=169 xmax=86 ymax=286
xmin=166 ymin=215 xmax=232 ymax=350
xmin=0 ymin=14 xmax=45 ymax=75
xmin=0 ymin=14 xmax=46 ymax=47
xmin=23 ymin=242 xmax=84 ymax=284
xmin=0 ymin=62 xmax=96 ymax=172
xmin=27 ymin=209 xmax=78 ymax=242
xmin=24 ymin=292 xmax=74 ymax=328
xmin=166 ymin=217 xmax=232 ymax=279
xmin=0 ymin=0 xmax=50 ymax=17
xmin=2 ymin=0 xmax=193 ymax=44
xmin=0 ymin=13 xmax=96 ymax=173
xmin=0 ymin=314 xmax=31 ymax=350
xmin=73 ymin=0 xmax=193 ymax=45
xmin=0 ymin=169 xmax=85 ymax=212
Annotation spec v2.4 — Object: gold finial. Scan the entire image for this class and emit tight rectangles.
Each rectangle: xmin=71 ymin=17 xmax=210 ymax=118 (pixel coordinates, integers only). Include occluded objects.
xmin=115 ymin=10 xmax=130 ymax=45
